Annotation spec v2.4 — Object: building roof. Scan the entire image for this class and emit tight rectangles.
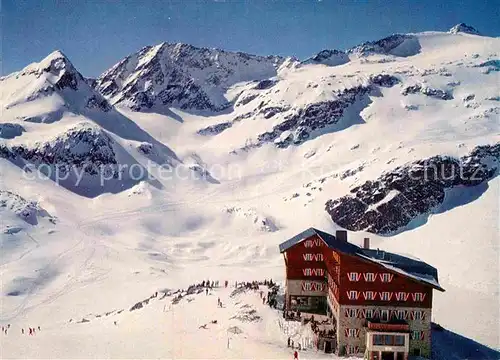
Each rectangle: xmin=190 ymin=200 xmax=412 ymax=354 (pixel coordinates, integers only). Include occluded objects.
xmin=278 ymin=227 xmax=444 ymax=292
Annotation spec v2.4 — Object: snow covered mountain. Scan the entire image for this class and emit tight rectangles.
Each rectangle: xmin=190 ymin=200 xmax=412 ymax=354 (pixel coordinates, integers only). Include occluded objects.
xmin=1 ymin=24 xmax=499 ymax=357
xmin=94 ymin=42 xmax=287 ymax=112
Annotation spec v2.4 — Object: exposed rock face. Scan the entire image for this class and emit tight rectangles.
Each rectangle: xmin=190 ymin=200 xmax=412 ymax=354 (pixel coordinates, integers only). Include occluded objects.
xmin=302 ymin=49 xmax=350 ymax=66
xmin=0 ymin=123 xmax=25 ymax=139
xmin=256 ymin=85 xmax=371 ymax=148
xmin=325 ymin=144 xmax=500 ymax=234
xmin=348 ymin=34 xmax=421 ymax=57
xmin=474 ymin=60 xmax=500 ymax=74
xmin=197 ymin=122 xmax=232 ymax=136
xmin=0 ymin=125 xmax=117 ymax=177
xmin=0 ymin=190 xmax=55 ymax=225
xmin=86 ymin=95 xmax=112 ymax=112
xmin=253 ymin=79 xmax=278 ymax=90
xmin=369 ymin=74 xmax=400 ymax=87
xmin=402 ymin=84 xmax=453 ymax=100
xmin=95 ymin=42 xmax=284 ymax=112
xmin=199 ymin=74 xmax=398 ymax=146
xmin=449 ymin=23 xmax=480 ymax=35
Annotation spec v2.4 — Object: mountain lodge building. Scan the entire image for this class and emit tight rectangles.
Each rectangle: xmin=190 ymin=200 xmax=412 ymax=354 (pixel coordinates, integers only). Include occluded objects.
xmin=279 ymin=228 xmax=444 ymax=360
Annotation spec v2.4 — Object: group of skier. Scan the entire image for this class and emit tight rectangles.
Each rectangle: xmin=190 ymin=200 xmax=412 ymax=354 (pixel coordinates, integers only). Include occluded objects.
xmin=1 ymin=324 xmax=41 ymax=336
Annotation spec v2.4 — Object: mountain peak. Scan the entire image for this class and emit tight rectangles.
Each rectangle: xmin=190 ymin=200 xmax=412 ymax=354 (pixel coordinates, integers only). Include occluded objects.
xmin=449 ymin=23 xmax=480 ymax=35
xmin=95 ymin=42 xmax=285 ymax=112
xmin=301 ymin=49 xmax=349 ymax=67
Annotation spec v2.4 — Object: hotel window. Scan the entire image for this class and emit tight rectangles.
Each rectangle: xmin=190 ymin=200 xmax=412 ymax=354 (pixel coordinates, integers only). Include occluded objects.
xmin=413 ymin=310 xmax=424 ymax=320
xmin=380 ymin=273 xmax=393 ymax=283
xmin=346 ymin=345 xmax=359 ymax=354
xmin=413 ymin=292 xmax=425 ymax=302
xmin=380 ymin=292 xmax=392 ymax=301
xmin=347 ymin=272 xmax=361 ymax=282
xmin=411 ymin=330 xmax=424 ymax=340
xmin=363 ymin=291 xmax=376 ymax=300
xmin=373 ymin=334 xmax=384 ymax=345
xmin=364 ymin=272 xmax=376 ymax=282
xmin=381 ymin=310 xmax=389 ymax=322
xmin=394 ymin=335 xmax=405 ymax=346
xmin=347 ymin=290 xmax=359 ymax=300
xmin=365 ymin=309 xmax=374 ymax=319
xmin=395 ymin=310 xmax=405 ymax=320
xmin=384 ymin=335 xmax=394 ymax=345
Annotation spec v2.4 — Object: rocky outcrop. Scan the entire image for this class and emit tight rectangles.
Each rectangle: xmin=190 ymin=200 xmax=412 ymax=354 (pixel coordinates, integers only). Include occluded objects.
xmin=197 ymin=122 xmax=232 ymax=136
xmin=474 ymin=60 xmax=500 ymax=74
xmin=402 ymin=84 xmax=453 ymax=100
xmin=369 ymin=74 xmax=400 ymax=87
xmin=95 ymin=42 xmax=284 ymax=112
xmin=302 ymin=49 xmax=350 ymax=67
xmin=348 ymin=34 xmax=421 ymax=57
xmin=449 ymin=23 xmax=480 ymax=35
xmin=256 ymin=85 xmax=370 ymax=148
xmin=0 ymin=123 xmax=25 ymax=139
xmin=325 ymin=144 xmax=500 ymax=234
xmin=0 ymin=190 xmax=55 ymax=226
xmin=0 ymin=125 xmax=117 ymax=177
xmin=253 ymin=79 xmax=278 ymax=90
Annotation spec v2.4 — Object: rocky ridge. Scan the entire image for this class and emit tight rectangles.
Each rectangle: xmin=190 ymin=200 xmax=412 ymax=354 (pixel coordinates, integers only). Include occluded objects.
xmin=325 ymin=144 xmax=500 ymax=234
xmin=95 ymin=42 xmax=285 ymax=112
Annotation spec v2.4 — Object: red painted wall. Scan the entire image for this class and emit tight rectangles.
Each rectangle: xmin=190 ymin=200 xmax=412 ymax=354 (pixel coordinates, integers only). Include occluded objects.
xmin=283 ymin=236 xmax=434 ymax=309
xmin=284 ymin=235 xmax=327 ymax=280
xmin=338 ymin=252 xmax=433 ymax=308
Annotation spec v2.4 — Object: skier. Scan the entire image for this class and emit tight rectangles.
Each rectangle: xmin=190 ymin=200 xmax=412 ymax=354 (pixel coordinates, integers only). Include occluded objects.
xmin=294 ymin=350 xmax=298 ymax=360
xmin=38 ymin=326 xmax=41 ymax=331
xmin=21 ymin=329 xmax=24 ymax=335
xmin=29 ymin=328 xmax=32 ymax=336
xmin=287 ymin=337 xmax=291 ymax=347
xmin=206 ymin=288 xmax=209 ymax=295
xmin=217 ymin=297 xmax=221 ymax=307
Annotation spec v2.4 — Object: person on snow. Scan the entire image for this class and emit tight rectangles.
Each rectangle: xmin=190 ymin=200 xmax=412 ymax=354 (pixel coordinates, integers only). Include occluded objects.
xmin=287 ymin=337 xmax=291 ymax=347
xmin=29 ymin=328 xmax=32 ymax=336
xmin=38 ymin=326 xmax=41 ymax=331
xmin=293 ymin=350 xmax=298 ymax=360
xmin=206 ymin=288 xmax=209 ymax=295
xmin=21 ymin=329 xmax=24 ymax=335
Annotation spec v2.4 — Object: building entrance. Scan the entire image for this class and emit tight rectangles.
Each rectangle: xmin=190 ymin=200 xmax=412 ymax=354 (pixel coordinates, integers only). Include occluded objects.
xmin=381 ymin=351 xmax=394 ymax=360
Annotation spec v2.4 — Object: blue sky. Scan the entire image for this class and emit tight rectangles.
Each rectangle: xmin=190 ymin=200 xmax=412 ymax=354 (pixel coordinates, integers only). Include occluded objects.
xmin=2 ymin=0 xmax=499 ymax=77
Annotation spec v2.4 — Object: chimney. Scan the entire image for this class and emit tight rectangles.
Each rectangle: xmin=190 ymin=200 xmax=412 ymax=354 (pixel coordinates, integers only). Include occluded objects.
xmin=363 ymin=237 xmax=370 ymax=249
xmin=336 ymin=230 xmax=348 ymax=242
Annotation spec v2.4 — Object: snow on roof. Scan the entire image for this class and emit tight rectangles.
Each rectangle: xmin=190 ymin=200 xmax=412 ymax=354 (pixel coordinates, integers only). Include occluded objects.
xmin=279 ymin=228 xmax=444 ymax=292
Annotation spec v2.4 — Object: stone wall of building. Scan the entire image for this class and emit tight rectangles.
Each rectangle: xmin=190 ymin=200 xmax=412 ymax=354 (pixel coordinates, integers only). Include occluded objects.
xmin=337 ymin=304 xmax=432 ymax=358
